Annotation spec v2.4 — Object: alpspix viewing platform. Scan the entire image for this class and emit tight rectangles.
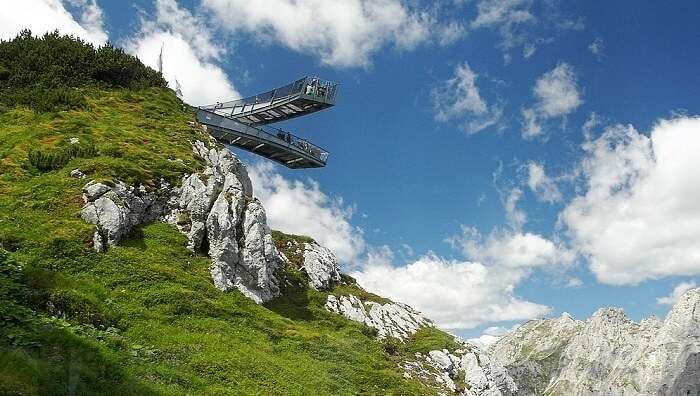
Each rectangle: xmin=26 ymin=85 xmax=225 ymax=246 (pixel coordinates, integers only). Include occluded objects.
xmin=196 ymin=76 xmax=337 ymax=169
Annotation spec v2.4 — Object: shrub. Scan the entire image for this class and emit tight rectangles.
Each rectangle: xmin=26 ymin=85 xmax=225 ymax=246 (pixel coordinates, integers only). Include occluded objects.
xmin=0 ymin=64 xmax=9 ymax=81
xmin=0 ymin=30 xmax=167 ymax=112
xmin=28 ymin=142 xmax=97 ymax=171
xmin=382 ymin=336 xmax=402 ymax=356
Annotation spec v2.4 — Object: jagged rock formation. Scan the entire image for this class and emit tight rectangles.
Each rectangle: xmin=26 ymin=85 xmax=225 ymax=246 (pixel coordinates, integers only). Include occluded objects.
xmin=325 ymin=294 xmax=433 ymax=340
xmin=403 ymin=347 xmax=517 ymax=396
xmin=81 ymin=140 xmax=283 ymax=303
xmin=81 ymin=180 xmax=175 ymax=252
xmin=325 ymin=294 xmax=518 ymax=395
xmin=490 ymin=288 xmax=700 ymax=395
xmin=301 ymin=241 xmax=341 ymax=290
xmin=168 ymin=141 xmax=282 ymax=303
xmin=490 ymin=313 xmax=582 ymax=395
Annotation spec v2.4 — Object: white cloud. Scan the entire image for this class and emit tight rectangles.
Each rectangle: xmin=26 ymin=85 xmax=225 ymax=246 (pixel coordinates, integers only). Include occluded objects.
xmin=504 ymin=188 xmax=527 ymax=229
xmin=202 ymin=0 xmax=434 ymax=68
xmin=521 ymin=63 xmax=583 ymax=139
xmin=561 ymin=116 xmax=700 ymax=284
xmin=523 ymin=42 xmax=536 ymax=58
xmin=0 ymin=0 xmax=107 ymax=45
xmin=352 ymin=247 xmax=550 ymax=330
xmin=657 ymin=281 xmax=697 ymax=306
xmin=526 ymin=162 xmax=562 ymax=203
xmin=124 ymin=0 xmax=239 ymax=105
xmin=521 ymin=107 xmax=543 ymax=139
xmin=454 ymin=226 xmax=574 ymax=269
xmin=471 ymin=0 xmax=535 ymax=57
xmin=471 ymin=0 xmax=535 ymax=31
xmin=566 ymin=277 xmax=583 ymax=288
xmin=248 ymin=162 xmax=365 ymax=264
xmin=468 ymin=324 xmax=517 ymax=348
xmin=432 ymin=62 xmax=503 ymax=134
xmin=468 ymin=333 xmax=502 ymax=348
xmin=436 ymin=21 xmax=467 ymax=46
xmin=533 ymin=63 xmax=583 ymax=117
xmin=582 ymin=112 xmax=602 ymax=140
xmin=589 ymin=37 xmax=604 ymax=57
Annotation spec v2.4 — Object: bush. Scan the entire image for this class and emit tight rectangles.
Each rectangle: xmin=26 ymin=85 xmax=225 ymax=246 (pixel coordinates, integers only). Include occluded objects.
xmin=382 ymin=336 xmax=402 ymax=356
xmin=28 ymin=142 xmax=98 ymax=171
xmin=0 ymin=64 xmax=9 ymax=80
xmin=0 ymin=30 xmax=167 ymax=112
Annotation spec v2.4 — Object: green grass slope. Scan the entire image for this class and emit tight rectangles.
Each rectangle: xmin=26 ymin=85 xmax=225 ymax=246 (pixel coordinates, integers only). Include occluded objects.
xmin=0 ymin=32 xmax=448 ymax=395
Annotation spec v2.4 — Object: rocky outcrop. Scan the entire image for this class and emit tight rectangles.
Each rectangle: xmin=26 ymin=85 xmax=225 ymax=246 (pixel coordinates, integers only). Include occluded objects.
xmin=81 ymin=180 xmax=175 ymax=252
xmin=301 ymin=241 xmax=340 ymax=290
xmin=167 ymin=141 xmax=281 ymax=303
xmin=325 ymin=294 xmax=432 ymax=341
xmin=81 ymin=140 xmax=283 ymax=304
xmin=403 ymin=346 xmax=517 ymax=396
xmin=489 ymin=312 xmax=582 ymax=395
xmin=325 ymin=293 xmax=518 ymax=395
xmin=490 ymin=288 xmax=700 ymax=395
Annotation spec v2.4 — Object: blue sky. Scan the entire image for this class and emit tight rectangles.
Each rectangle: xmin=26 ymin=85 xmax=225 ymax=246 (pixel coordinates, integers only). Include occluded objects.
xmin=5 ymin=0 xmax=700 ymax=341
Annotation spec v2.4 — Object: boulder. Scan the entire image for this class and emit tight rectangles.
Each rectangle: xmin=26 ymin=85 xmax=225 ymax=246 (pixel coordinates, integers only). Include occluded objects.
xmin=301 ymin=241 xmax=341 ymax=290
xmin=325 ymin=294 xmax=432 ymax=340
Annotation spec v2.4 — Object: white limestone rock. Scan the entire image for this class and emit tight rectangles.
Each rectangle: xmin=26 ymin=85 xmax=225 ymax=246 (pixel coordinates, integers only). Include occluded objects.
xmin=325 ymin=294 xmax=433 ymax=340
xmin=489 ymin=312 xmax=583 ymax=395
xmin=70 ymin=169 xmax=85 ymax=179
xmin=324 ymin=294 xmax=518 ymax=395
xmin=81 ymin=140 xmax=282 ymax=304
xmin=167 ymin=141 xmax=282 ymax=303
xmin=80 ymin=180 xmax=174 ymax=252
xmin=490 ymin=288 xmax=700 ymax=395
xmin=401 ymin=344 xmax=518 ymax=395
xmin=302 ymin=241 xmax=341 ymax=290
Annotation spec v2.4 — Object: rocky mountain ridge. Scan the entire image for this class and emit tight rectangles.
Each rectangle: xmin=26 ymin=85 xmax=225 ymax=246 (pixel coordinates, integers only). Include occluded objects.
xmin=490 ymin=288 xmax=700 ymax=395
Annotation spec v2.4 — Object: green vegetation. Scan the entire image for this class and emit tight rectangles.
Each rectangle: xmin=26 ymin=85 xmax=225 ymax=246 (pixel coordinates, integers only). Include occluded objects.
xmin=0 ymin=33 xmax=447 ymax=395
xmin=401 ymin=327 xmax=462 ymax=356
xmin=0 ymin=30 xmax=165 ymax=112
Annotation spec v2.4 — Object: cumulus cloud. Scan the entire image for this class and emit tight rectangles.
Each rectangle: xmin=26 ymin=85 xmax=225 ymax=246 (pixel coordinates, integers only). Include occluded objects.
xmin=521 ymin=63 xmax=583 ymax=139
xmin=468 ymin=325 xmax=516 ymax=348
xmin=561 ymin=116 xmax=700 ymax=284
xmin=248 ymin=162 xmax=365 ymax=264
xmin=352 ymin=247 xmax=551 ymax=330
xmin=453 ymin=226 xmax=574 ymax=269
xmin=0 ymin=0 xmax=107 ymax=45
xmin=352 ymin=161 xmax=575 ymax=330
xmin=124 ymin=0 xmax=239 ymax=105
xmin=526 ymin=162 xmax=562 ymax=203
xmin=432 ymin=62 xmax=503 ymax=134
xmin=202 ymin=0 xmax=435 ymax=68
xmin=533 ymin=63 xmax=583 ymax=117
xmin=657 ymin=281 xmax=697 ymax=306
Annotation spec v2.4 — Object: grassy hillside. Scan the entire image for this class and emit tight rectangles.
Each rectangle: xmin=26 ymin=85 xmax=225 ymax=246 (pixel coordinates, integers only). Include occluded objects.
xmin=0 ymin=33 xmax=458 ymax=395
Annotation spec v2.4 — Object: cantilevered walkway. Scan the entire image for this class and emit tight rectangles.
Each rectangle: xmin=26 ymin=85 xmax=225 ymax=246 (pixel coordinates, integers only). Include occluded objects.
xmin=196 ymin=76 xmax=337 ymax=169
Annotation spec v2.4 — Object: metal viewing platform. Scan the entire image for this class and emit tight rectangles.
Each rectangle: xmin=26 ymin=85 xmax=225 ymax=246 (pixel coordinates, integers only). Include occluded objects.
xmin=197 ymin=76 xmax=337 ymax=169
xmin=196 ymin=109 xmax=329 ymax=169
xmin=199 ymin=76 xmax=337 ymax=126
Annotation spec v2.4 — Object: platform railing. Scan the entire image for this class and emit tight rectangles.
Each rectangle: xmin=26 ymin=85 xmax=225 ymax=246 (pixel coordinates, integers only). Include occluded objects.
xmin=200 ymin=76 xmax=338 ymax=113
xmin=259 ymin=124 xmax=329 ymax=163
